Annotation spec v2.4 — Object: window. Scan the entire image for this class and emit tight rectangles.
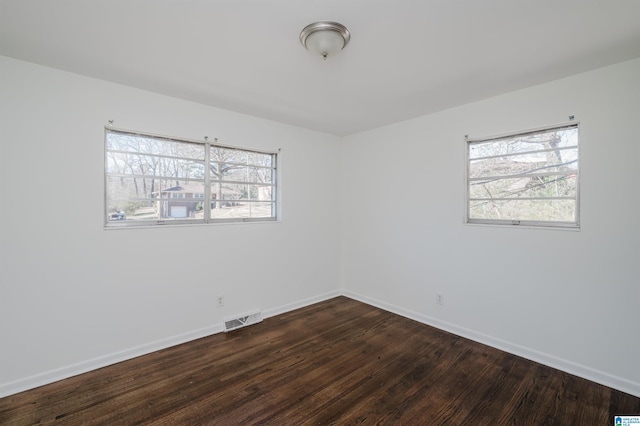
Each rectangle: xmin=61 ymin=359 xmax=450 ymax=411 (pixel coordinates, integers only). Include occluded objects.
xmin=105 ymin=128 xmax=278 ymax=227
xmin=466 ymin=123 xmax=579 ymax=228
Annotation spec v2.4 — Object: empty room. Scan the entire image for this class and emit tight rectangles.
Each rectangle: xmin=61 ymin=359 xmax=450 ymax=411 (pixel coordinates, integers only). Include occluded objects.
xmin=1 ymin=1 xmax=639 ymax=424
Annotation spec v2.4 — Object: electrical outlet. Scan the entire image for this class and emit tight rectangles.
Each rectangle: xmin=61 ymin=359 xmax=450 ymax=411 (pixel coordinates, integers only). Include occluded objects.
xmin=436 ymin=293 xmax=444 ymax=306
xmin=217 ymin=294 xmax=225 ymax=307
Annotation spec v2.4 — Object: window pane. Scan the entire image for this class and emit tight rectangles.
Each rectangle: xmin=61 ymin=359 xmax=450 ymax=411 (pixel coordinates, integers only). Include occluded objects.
xmin=248 ymin=202 xmax=275 ymax=218
xmin=248 ymin=166 xmax=273 ymax=184
xmin=469 ymin=175 xmax=577 ymax=199
xmin=107 ymin=132 xmax=204 ymax=160
xmin=210 ymin=152 xmax=246 ymax=181
xmin=212 ymin=183 xmax=275 ymax=201
xmin=469 ymin=127 xmax=578 ymax=160
xmin=106 ymin=176 xmax=158 ymax=222
xmin=107 ymin=144 xmax=205 ymax=185
xmin=209 ymin=201 xmax=275 ymax=220
xmin=218 ymin=166 xmax=274 ymax=184
xmin=467 ymin=124 xmax=579 ymax=227
xmin=210 ymin=147 xmax=247 ymax=164
xmin=469 ymin=198 xmax=576 ymax=222
xmin=469 ymin=148 xmax=578 ymax=178
xmin=222 ymin=167 xmax=248 ymax=183
xmin=211 ymin=183 xmax=245 ymax=201
xmin=252 ymin=185 xmax=273 ymax=201
xmin=247 ymin=152 xmax=273 ymax=167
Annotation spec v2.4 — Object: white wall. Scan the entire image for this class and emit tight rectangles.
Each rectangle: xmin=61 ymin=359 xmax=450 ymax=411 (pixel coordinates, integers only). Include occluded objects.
xmin=0 ymin=56 xmax=342 ymax=396
xmin=340 ymin=58 xmax=640 ymax=396
xmin=2 ymin=55 xmax=638 ymax=399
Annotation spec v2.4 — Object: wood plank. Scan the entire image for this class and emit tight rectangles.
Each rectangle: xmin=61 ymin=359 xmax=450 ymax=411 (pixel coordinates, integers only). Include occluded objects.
xmin=0 ymin=296 xmax=637 ymax=425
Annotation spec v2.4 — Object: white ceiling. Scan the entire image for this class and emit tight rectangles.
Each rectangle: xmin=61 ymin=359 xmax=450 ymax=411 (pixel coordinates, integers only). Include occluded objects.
xmin=2 ymin=0 xmax=640 ymax=136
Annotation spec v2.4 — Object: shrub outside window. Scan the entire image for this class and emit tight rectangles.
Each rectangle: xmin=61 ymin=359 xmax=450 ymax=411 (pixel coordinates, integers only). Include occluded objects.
xmin=466 ymin=123 xmax=579 ymax=228
xmin=105 ymin=128 xmax=278 ymax=227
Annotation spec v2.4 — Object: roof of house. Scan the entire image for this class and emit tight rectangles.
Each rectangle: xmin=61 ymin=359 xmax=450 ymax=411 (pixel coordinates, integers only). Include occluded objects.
xmin=158 ymin=185 xmax=242 ymax=197
xmin=160 ymin=185 xmax=204 ymax=194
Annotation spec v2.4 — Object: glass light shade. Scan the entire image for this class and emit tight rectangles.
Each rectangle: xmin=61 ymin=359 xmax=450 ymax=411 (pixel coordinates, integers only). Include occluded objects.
xmin=304 ymin=30 xmax=345 ymax=58
xmin=300 ymin=21 xmax=350 ymax=59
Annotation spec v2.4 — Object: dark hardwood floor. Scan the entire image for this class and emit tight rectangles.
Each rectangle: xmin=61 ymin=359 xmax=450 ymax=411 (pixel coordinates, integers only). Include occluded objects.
xmin=1 ymin=296 xmax=638 ymax=425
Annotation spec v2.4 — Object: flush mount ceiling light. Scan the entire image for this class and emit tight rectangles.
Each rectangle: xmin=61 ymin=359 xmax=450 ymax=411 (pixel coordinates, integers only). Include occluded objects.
xmin=300 ymin=21 xmax=350 ymax=60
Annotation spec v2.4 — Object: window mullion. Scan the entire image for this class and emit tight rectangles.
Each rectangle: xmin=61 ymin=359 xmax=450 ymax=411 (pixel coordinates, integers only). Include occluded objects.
xmin=204 ymin=141 xmax=211 ymax=223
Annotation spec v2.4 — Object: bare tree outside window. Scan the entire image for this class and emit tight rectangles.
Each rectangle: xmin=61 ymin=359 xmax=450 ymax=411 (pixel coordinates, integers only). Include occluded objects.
xmin=466 ymin=124 xmax=579 ymax=228
xmin=105 ymin=129 xmax=277 ymax=227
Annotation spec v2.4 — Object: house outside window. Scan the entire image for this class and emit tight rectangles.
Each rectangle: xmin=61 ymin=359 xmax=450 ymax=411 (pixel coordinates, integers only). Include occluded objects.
xmin=105 ymin=128 xmax=278 ymax=227
xmin=466 ymin=123 xmax=579 ymax=228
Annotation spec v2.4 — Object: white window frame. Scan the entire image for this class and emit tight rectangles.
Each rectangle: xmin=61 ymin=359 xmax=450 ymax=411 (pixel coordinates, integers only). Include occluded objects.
xmin=105 ymin=127 xmax=278 ymax=228
xmin=465 ymin=122 xmax=580 ymax=229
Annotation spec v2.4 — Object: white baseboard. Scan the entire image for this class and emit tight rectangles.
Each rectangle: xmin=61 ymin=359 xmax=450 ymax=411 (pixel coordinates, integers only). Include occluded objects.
xmin=263 ymin=289 xmax=341 ymax=319
xmin=0 ymin=290 xmax=342 ymax=399
xmin=342 ymin=289 xmax=640 ymax=398
xmin=0 ymin=322 xmax=224 ymax=399
xmin=2 ymin=289 xmax=637 ymax=399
